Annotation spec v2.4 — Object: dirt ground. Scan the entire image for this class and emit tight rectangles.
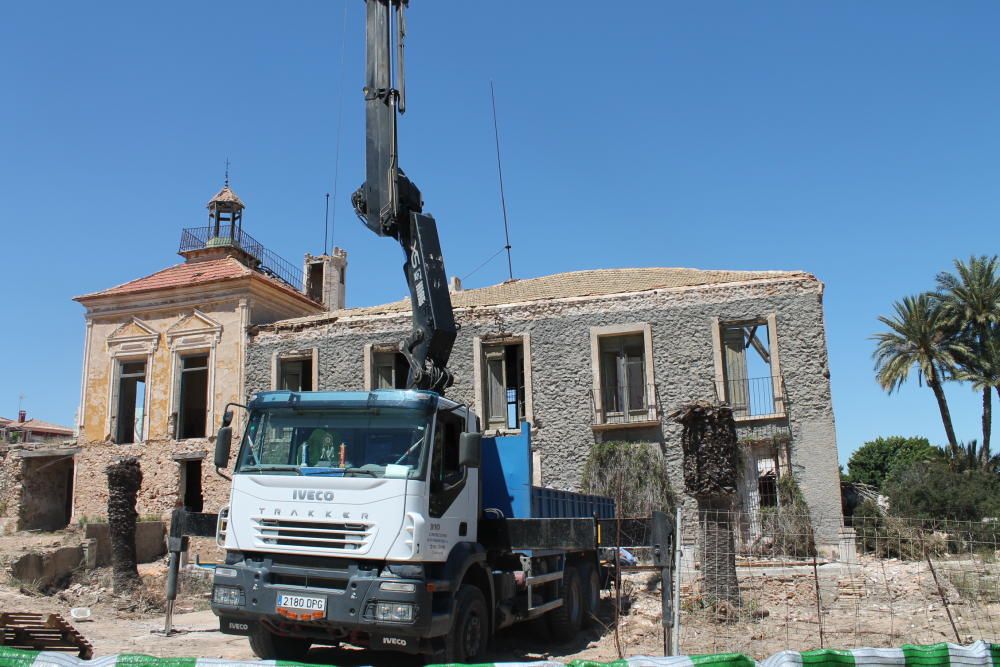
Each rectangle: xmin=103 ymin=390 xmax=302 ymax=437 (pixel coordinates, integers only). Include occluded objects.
xmin=0 ymin=553 xmax=998 ymax=665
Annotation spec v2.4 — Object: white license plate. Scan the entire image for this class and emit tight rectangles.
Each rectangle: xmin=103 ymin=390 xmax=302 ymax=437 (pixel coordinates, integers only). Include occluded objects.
xmin=276 ymin=593 xmax=327 ymax=613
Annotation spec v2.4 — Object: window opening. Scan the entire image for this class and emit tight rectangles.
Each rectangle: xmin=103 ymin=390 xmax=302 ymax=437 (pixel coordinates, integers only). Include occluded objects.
xmin=598 ymin=334 xmax=647 ymax=422
xmin=482 ymin=341 xmax=525 ymax=430
xmin=758 ymin=471 xmax=778 ymax=508
xmin=116 ymin=360 xmax=146 ymax=444
xmin=181 ymin=459 xmax=204 ymax=512
xmin=373 ymin=350 xmax=409 ymax=389
xmin=306 ymin=263 xmax=324 ymax=303
xmin=178 ymin=354 xmax=209 ymax=439
xmin=721 ymin=322 xmax=775 ymax=417
xmin=279 ymin=357 xmax=313 ymax=392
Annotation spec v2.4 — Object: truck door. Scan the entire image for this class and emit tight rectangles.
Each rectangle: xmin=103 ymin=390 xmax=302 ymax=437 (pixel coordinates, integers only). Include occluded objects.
xmin=429 ymin=408 xmax=465 ymax=518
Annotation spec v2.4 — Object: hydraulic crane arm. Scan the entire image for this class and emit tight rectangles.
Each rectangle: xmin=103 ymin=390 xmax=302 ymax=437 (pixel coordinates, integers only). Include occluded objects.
xmin=352 ymin=0 xmax=456 ymax=394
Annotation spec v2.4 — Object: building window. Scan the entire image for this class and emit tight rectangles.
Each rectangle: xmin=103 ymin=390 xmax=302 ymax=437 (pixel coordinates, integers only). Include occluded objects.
xmin=590 ymin=324 xmax=656 ymax=427
xmin=372 ymin=350 xmax=409 ymax=390
xmin=482 ymin=341 xmax=525 ymax=430
xmin=758 ymin=471 xmax=778 ymax=508
xmin=178 ymin=353 xmax=209 ymax=439
xmin=278 ymin=357 xmax=313 ymax=392
xmin=115 ymin=360 xmax=146 ymax=444
xmin=715 ymin=317 xmax=783 ymax=418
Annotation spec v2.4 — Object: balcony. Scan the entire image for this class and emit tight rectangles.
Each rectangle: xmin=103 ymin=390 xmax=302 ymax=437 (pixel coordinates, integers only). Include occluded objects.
xmin=591 ymin=383 xmax=660 ymax=430
xmin=179 ymin=225 xmax=303 ymax=292
xmin=714 ymin=375 xmax=785 ymax=420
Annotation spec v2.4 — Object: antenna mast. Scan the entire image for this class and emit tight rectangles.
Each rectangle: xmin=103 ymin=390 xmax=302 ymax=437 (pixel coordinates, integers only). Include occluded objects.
xmin=490 ymin=81 xmax=514 ymax=282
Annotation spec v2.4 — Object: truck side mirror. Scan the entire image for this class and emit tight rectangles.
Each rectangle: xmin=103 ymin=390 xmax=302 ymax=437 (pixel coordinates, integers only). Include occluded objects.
xmin=222 ymin=410 xmax=234 ymax=427
xmin=459 ymin=432 xmax=481 ymax=468
xmin=215 ymin=426 xmax=233 ymax=469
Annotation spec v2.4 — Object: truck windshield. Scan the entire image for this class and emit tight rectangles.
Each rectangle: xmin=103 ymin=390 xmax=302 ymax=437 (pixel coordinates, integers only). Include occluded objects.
xmin=235 ymin=407 xmax=431 ymax=480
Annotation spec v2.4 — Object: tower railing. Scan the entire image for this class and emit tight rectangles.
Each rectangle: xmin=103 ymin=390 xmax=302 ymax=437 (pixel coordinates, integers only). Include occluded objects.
xmin=179 ymin=225 xmax=303 ymax=292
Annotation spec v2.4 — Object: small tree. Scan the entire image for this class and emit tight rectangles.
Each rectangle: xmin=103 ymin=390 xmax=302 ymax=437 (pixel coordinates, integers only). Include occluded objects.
xmin=845 ymin=436 xmax=940 ymax=490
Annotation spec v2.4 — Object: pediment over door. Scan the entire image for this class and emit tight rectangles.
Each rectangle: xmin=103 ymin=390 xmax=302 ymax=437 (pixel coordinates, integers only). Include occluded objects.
xmin=107 ymin=317 xmax=159 ymax=354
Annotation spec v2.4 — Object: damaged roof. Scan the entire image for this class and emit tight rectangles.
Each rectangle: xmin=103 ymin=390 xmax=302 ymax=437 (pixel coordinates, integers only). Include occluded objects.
xmin=274 ymin=266 xmax=816 ymax=326
xmin=74 ymin=256 xmax=318 ymax=306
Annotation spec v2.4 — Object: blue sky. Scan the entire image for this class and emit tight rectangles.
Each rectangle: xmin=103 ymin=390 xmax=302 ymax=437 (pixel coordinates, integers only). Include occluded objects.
xmin=1 ymin=1 xmax=998 ymax=467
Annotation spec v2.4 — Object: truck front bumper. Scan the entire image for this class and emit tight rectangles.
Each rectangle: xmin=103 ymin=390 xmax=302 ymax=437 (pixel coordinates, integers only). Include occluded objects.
xmin=210 ymin=554 xmax=450 ymax=653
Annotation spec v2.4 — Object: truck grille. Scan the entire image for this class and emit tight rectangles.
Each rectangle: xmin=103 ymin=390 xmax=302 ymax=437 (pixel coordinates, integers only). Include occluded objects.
xmin=252 ymin=517 xmax=374 ymax=553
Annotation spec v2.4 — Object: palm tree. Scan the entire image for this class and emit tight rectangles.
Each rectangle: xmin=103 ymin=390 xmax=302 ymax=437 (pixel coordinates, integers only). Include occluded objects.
xmin=873 ymin=293 xmax=967 ymax=459
xmin=936 ymin=256 xmax=1000 ymax=468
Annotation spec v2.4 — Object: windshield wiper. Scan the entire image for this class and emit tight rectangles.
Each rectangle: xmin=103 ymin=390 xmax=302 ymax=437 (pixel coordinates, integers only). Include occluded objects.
xmin=241 ymin=464 xmax=302 ymax=475
xmin=343 ymin=467 xmax=377 ymax=477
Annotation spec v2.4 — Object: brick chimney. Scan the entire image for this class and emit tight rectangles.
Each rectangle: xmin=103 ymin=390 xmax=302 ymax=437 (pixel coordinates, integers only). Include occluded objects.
xmin=303 ymin=247 xmax=348 ymax=311
xmin=17 ymin=410 xmax=26 ymax=423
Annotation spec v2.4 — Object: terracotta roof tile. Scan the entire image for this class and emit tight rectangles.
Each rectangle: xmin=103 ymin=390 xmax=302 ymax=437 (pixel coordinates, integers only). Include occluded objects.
xmin=208 ymin=185 xmax=244 ymax=207
xmin=76 ymin=257 xmax=252 ymax=298
xmin=8 ymin=418 xmax=74 ymax=435
xmin=274 ymin=267 xmax=816 ymax=326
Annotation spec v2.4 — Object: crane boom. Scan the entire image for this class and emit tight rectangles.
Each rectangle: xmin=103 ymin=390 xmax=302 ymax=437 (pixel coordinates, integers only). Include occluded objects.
xmin=352 ymin=0 xmax=456 ymax=394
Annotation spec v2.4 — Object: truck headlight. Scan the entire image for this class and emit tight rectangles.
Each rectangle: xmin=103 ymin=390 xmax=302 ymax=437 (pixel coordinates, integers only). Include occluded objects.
xmin=214 ymin=567 xmax=238 ymax=579
xmin=213 ymin=585 xmax=244 ymax=606
xmin=376 ymin=602 xmax=414 ymax=622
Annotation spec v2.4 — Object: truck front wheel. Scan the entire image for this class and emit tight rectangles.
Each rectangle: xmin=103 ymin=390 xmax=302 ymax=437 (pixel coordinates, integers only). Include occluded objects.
xmin=548 ymin=566 xmax=583 ymax=641
xmin=445 ymin=585 xmax=490 ymax=663
xmin=248 ymin=624 xmax=311 ymax=662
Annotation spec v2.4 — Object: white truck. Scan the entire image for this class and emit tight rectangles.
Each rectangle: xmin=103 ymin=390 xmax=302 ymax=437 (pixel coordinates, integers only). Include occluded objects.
xmin=209 ymin=389 xmax=612 ymax=663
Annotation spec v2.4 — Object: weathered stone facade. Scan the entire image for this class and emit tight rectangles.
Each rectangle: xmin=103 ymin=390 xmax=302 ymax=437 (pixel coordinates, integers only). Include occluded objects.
xmin=244 ymin=272 xmax=843 ymax=547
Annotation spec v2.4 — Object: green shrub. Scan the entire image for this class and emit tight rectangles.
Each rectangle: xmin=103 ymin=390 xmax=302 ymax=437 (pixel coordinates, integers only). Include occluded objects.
xmin=581 ymin=440 xmax=674 ymax=517
xmin=758 ymin=475 xmax=815 ymax=557
xmin=846 ymin=436 xmax=940 ymax=490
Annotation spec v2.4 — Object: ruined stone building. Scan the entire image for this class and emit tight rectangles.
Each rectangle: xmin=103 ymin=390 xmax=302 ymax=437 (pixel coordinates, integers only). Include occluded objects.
xmin=67 ymin=183 xmax=344 ymax=523
xmin=0 ymin=412 xmax=78 ymax=532
xmin=40 ymin=180 xmax=842 ymax=551
xmin=246 ymin=268 xmax=844 ymax=548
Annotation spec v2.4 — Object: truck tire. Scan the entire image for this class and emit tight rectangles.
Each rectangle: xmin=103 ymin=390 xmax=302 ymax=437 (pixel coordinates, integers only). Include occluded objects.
xmin=444 ymin=585 xmax=490 ymax=664
xmin=547 ymin=566 xmax=582 ymax=641
xmin=248 ymin=625 xmax=311 ymax=662
xmin=580 ymin=561 xmax=601 ymax=628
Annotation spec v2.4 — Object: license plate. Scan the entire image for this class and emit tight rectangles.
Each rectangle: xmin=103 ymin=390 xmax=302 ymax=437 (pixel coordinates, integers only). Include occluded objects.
xmin=276 ymin=593 xmax=327 ymax=613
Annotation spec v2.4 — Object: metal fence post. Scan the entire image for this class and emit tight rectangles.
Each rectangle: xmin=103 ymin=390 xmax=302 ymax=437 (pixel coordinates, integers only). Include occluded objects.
xmin=672 ymin=505 xmax=682 ymax=655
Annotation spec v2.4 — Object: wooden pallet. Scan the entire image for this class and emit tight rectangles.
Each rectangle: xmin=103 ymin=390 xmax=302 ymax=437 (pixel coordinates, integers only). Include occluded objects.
xmin=0 ymin=612 xmax=94 ymax=659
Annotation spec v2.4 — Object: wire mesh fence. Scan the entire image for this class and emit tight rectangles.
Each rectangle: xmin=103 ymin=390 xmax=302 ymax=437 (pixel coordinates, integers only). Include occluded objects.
xmin=609 ymin=510 xmax=1000 ymax=660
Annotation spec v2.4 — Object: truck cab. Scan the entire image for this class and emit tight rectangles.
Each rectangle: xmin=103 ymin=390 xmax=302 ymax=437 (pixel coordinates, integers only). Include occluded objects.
xmin=212 ymin=389 xmax=484 ymax=659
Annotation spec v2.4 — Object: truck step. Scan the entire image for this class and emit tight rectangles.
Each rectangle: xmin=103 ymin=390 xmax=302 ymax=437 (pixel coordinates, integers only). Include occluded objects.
xmin=525 ymin=571 xmax=563 ymax=586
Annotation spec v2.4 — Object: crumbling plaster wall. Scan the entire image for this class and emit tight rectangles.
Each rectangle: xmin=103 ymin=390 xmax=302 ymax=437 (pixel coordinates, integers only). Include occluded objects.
xmin=245 ymin=278 xmax=843 ymax=545
xmin=80 ymin=299 xmax=245 ymax=443
xmin=75 ymin=298 xmax=246 ymax=520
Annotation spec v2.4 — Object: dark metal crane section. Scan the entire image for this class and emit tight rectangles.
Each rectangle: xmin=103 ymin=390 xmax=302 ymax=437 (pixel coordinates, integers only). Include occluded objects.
xmin=352 ymin=0 xmax=456 ymax=394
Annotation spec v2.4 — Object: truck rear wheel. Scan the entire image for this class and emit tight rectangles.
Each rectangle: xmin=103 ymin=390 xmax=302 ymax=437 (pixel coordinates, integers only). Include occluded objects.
xmin=444 ymin=585 xmax=490 ymax=663
xmin=248 ymin=625 xmax=311 ymax=662
xmin=547 ymin=566 xmax=582 ymax=641
xmin=580 ymin=561 xmax=601 ymax=628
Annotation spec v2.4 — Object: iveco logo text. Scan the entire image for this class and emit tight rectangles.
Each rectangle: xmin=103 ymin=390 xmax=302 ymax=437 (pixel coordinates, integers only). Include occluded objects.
xmin=228 ymin=622 xmax=248 ymax=631
xmin=382 ymin=637 xmax=408 ymax=647
xmin=293 ymin=490 xmax=334 ymax=501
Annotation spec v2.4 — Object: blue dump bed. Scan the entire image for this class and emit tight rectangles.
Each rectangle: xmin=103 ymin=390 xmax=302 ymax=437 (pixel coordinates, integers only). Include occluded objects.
xmin=481 ymin=423 xmax=615 ymax=520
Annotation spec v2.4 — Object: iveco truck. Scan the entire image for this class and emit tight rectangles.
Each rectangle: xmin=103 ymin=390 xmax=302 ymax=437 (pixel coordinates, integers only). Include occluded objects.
xmin=209 ymin=389 xmax=612 ymax=663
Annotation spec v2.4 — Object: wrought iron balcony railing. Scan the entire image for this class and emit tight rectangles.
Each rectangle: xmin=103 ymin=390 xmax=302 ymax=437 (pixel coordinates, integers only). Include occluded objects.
xmin=714 ymin=375 xmax=785 ymax=419
xmin=591 ymin=383 xmax=660 ymax=427
xmin=179 ymin=225 xmax=303 ymax=292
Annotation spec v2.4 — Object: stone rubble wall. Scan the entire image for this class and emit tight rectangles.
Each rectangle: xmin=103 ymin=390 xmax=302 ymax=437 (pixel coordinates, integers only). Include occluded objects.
xmin=245 ymin=278 xmax=843 ymax=545
xmin=72 ymin=438 xmax=230 ymax=522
